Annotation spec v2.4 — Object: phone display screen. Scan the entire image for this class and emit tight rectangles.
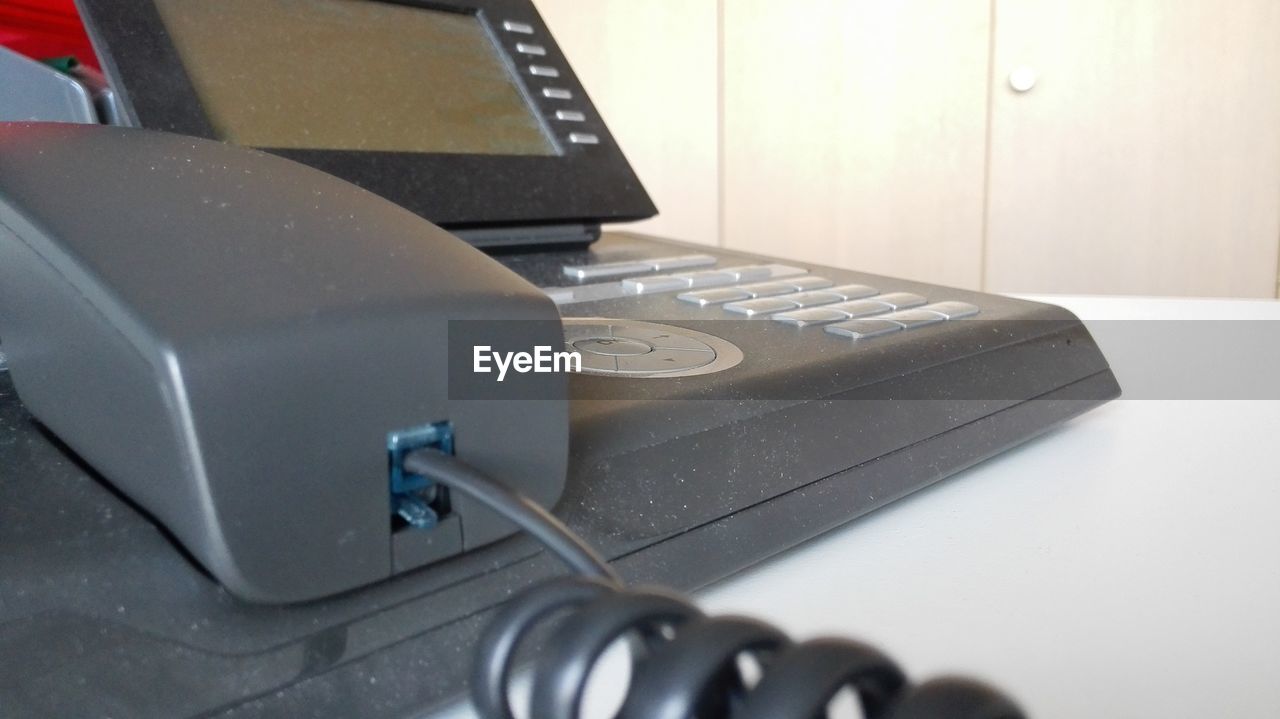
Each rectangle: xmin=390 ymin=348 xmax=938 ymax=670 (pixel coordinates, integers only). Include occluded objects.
xmin=152 ymin=0 xmax=556 ymax=156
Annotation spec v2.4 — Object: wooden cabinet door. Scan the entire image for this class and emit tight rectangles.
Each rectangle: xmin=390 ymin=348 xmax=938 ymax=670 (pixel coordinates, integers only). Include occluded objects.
xmin=985 ymin=0 xmax=1280 ymax=297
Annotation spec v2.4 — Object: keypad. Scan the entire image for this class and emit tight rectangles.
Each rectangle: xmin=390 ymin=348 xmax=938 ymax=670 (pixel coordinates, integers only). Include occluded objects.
xmin=548 ymin=256 xmax=981 ymax=343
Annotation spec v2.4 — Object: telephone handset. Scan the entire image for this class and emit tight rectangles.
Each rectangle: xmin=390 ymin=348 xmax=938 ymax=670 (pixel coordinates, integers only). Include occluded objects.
xmin=0 ymin=122 xmax=568 ymax=602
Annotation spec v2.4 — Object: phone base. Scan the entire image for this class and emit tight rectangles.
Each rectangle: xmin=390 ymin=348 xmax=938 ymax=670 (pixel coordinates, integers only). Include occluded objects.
xmin=0 ymin=234 xmax=1117 ymax=717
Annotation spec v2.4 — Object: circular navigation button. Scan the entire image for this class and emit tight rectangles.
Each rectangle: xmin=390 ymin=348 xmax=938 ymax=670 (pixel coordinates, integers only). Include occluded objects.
xmin=562 ymin=318 xmax=744 ymax=378
xmin=572 ymin=337 xmax=654 ymax=357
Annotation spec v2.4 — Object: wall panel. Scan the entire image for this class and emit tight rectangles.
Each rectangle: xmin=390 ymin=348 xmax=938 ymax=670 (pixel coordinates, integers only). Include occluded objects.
xmin=721 ymin=0 xmax=992 ymax=289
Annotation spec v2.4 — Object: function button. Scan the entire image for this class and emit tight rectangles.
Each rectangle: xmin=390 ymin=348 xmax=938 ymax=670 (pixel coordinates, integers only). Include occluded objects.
xmin=503 ymin=20 xmax=535 ymax=33
xmin=827 ymin=284 xmax=880 ymax=300
xmin=786 ymin=290 xmax=846 ymax=308
xmin=724 ymin=264 xmax=806 ymax=282
xmin=875 ymin=292 xmax=927 ymax=309
xmin=786 ymin=276 xmax=836 ymax=291
xmin=617 ymin=348 xmax=715 ymax=374
xmin=724 ymin=296 xmax=802 ymax=316
xmin=564 ymin=261 xmax=652 ymax=280
xmin=572 ymin=337 xmax=653 ymax=356
xmin=555 ymin=110 xmax=586 ymax=122
xmin=878 ymin=308 xmax=946 ymax=328
xmin=516 ymin=42 xmax=546 ymax=55
xmin=828 ymin=298 xmax=895 ymax=318
xmin=920 ymin=301 xmax=980 ymax=319
xmin=569 ymin=132 xmax=600 ymax=145
xmin=772 ymin=307 xmax=852 ymax=327
xmin=622 ymin=275 xmax=688 ymax=294
xmin=679 ymin=287 xmax=752 ymax=306
xmin=530 ymin=65 xmax=561 ymax=77
xmin=825 ymin=319 xmax=904 ymax=340
xmin=671 ymin=269 xmax=737 ymax=288
xmin=650 ymin=254 xmax=717 ymax=271
xmin=617 ymin=324 xmax=715 ymax=352
xmin=543 ymin=88 xmax=574 ymax=100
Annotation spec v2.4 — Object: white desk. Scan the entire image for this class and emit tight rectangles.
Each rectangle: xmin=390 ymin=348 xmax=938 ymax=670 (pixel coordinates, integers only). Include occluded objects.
xmin=441 ymin=296 xmax=1280 ymax=719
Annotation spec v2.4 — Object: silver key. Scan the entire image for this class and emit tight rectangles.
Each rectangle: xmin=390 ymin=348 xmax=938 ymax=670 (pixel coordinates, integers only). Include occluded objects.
xmin=785 ymin=276 xmax=835 ymax=291
xmin=827 ymin=284 xmax=880 ymax=300
xmin=724 ymin=264 xmax=806 ymax=282
xmin=678 ymin=287 xmax=751 ymax=306
xmin=879 ymin=308 xmax=946 ymax=328
xmin=787 ymin=290 xmax=846 ymax=308
xmin=650 ymin=254 xmax=717 ymax=272
xmin=920 ymin=301 xmax=980 ymax=319
xmin=828 ymin=298 xmax=895 ymax=318
xmin=736 ymin=281 xmax=797 ymax=298
xmin=622 ymin=275 xmax=689 ymax=294
xmin=563 ymin=261 xmax=652 ymax=280
xmin=825 ymin=319 xmax=904 ymax=339
xmin=772 ymin=307 xmax=852 ymax=327
xmin=724 ymin=296 xmax=802 ymax=316
xmin=875 ymin=292 xmax=927 ymax=309
xmin=673 ymin=270 xmax=738 ymax=288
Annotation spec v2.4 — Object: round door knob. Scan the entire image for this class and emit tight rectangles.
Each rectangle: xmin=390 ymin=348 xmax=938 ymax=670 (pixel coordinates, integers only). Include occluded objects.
xmin=1009 ymin=66 xmax=1038 ymax=92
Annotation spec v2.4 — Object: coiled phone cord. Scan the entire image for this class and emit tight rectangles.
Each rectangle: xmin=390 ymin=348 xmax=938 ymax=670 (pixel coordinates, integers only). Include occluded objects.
xmin=403 ymin=450 xmax=1026 ymax=719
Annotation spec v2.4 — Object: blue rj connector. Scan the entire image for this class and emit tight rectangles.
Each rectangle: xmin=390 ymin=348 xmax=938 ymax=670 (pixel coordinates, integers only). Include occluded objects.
xmin=387 ymin=422 xmax=454 ymax=529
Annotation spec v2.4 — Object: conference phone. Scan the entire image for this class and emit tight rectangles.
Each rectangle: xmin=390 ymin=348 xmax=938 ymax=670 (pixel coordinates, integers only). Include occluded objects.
xmin=0 ymin=0 xmax=1119 ymax=715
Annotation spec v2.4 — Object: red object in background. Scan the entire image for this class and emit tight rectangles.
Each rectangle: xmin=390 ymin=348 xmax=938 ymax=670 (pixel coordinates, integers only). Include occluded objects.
xmin=0 ymin=0 xmax=100 ymax=70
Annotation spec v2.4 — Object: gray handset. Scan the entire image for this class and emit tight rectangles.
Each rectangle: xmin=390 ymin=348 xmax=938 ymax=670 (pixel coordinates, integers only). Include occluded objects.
xmin=0 ymin=123 xmax=569 ymax=602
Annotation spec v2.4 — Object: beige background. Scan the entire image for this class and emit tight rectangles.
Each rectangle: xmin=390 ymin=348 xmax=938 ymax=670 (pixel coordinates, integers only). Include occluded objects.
xmin=535 ymin=0 xmax=1280 ymax=298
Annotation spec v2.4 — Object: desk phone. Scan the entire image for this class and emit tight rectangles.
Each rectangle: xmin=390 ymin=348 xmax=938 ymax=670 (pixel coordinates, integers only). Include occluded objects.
xmin=0 ymin=0 xmax=1118 ymax=715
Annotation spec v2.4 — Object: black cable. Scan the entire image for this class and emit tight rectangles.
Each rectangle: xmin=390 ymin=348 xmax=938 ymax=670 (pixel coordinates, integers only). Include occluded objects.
xmin=402 ymin=450 xmax=618 ymax=583
xmin=403 ymin=449 xmax=1026 ymax=719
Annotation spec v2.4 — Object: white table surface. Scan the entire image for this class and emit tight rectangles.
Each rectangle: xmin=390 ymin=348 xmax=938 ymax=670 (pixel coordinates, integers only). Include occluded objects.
xmin=439 ymin=295 xmax=1280 ymax=719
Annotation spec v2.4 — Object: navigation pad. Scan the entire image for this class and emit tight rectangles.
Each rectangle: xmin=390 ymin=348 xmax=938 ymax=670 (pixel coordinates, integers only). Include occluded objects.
xmin=562 ymin=318 xmax=744 ymax=378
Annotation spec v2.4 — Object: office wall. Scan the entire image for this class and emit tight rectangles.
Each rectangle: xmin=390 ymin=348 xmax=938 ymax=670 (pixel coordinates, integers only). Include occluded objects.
xmin=535 ymin=0 xmax=1280 ymax=298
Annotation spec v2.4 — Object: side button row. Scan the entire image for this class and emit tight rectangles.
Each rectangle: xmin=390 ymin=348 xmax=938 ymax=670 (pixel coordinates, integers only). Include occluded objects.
xmin=563 ymin=254 xmax=716 ymax=280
